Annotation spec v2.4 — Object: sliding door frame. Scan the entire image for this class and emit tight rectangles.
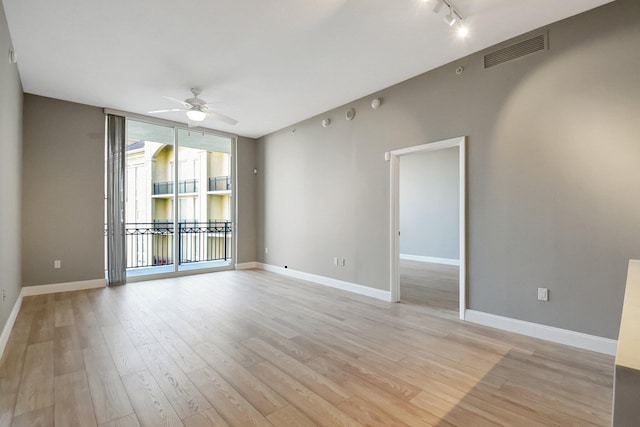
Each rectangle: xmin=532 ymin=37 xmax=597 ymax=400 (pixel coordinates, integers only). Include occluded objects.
xmin=104 ymin=108 xmax=238 ymax=282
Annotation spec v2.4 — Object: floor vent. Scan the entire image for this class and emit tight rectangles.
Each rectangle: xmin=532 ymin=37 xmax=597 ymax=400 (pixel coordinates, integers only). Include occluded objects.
xmin=484 ymin=33 xmax=547 ymax=69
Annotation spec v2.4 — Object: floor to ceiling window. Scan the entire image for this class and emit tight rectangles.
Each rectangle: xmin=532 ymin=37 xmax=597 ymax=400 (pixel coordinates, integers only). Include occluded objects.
xmin=121 ymin=119 xmax=234 ymax=278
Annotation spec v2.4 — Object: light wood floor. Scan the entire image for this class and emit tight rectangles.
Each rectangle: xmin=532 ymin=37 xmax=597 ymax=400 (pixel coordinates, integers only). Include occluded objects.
xmin=0 ymin=269 xmax=613 ymax=426
xmin=400 ymin=260 xmax=459 ymax=311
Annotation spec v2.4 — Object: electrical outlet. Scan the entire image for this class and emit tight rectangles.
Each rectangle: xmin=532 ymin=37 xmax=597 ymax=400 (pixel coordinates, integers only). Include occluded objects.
xmin=537 ymin=287 xmax=549 ymax=301
xmin=341 ymin=258 xmax=346 ymax=267
xmin=1 ymin=289 xmax=5 ymax=302
xmin=265 ymin=247 xmax=269 ymax=254
xmin=54 ymin=260 xmax=61 ymax=269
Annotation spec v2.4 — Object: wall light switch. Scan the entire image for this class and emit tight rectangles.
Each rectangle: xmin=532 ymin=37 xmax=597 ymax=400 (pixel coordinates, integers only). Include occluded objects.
xmin=333 ymin=257 xmax=339 ymax=266
xmin=537 ymin=287 xmax=549 ymax=301
xmin=54 ymin=260 xmax=61 ymax=269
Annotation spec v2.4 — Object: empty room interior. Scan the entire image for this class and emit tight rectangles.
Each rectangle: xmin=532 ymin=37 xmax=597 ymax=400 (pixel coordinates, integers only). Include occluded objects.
xmin=1 ymin=0 xmax=640 ymax=426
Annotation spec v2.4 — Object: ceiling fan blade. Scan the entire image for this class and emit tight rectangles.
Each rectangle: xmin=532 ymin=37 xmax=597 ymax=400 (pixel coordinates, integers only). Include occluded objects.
xmin=148 ymin=108 xmax=185 ymax=114
xmin=203 ymin=101 xmax=227 ymax=107
xmin=205 ymin=110 xmax=238 ymax=125
xmin=164 ymin=96 xmax=192 ymax=109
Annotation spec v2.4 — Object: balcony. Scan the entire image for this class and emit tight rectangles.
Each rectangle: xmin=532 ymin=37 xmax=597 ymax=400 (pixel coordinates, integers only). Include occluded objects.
xmin=124 ymin=220 xmax=232 ymax=269
xmin=152 ymin=179 xmax=198 ymax=195
xmin=209 ymin=175 xmax=231 ymax=192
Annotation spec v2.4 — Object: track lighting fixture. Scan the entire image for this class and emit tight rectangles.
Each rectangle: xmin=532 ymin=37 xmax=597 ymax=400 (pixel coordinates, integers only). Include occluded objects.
xmin=431 ymin=0 xmax=467 ymax=37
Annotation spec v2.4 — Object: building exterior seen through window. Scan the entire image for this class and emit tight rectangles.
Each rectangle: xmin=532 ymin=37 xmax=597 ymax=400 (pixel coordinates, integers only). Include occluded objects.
xmin=119 ymin=120 xmax=233 ymax=276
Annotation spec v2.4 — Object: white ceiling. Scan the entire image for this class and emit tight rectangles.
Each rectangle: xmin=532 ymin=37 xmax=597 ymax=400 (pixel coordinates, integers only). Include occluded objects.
xmin=3 ymin=0 xmax=613 ymax=138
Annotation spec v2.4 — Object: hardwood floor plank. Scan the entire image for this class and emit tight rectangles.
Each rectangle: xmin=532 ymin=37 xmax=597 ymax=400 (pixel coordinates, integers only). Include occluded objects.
xmin=10 ymin=405 xmax=54 ymax=427
xmin=122 ymin=369 xmax=185 ymax=427
xmin=87 ymin=290 xmax=120 ymax=327
xmin=248 ymin=361 xmax=362 ymax=427
xmin=14 ymin=341 xmax=54 ymax=416
xmin=72 ymin=292 xmax=107 ymax=349
xmin=0 ymin=392 xmax=16 ymax=427
xmin=192 ymin=340 xmax=286 ymax=416
xmin=182 ymin=408 xmax=230 ymax=427
xmin=55 ymin=298 xmax=75 ymax=327
xmin=98 ymin=413 xmax=142 ymax=427
xmin=242 ymin=337 xmax=350 ymax=406
xmin=147 ymin=322 xmax=207 ymax=373
xmin=27 ymin=296 xmax=55 ymax=344
xmin=337 ymin=394 xmax=411 ymax=427
xmin=266 ymin=405 xmax=319 ymax=427
xmin=309 ymin=356 xmax=453 ymax=427
xmin=186 ymin=366 xmax=273 ymax=427
xmin=120 ymin=318 xmax=158 ymax=347
xmin=83 ymin=345 xmax=135 ymax=424
xmin=137 ymin=342 xmax=211 ymax=419
xmin=313 ymin=353 xmax=420 ymax=404
xmin=101 ymin=324 xmax=147 ymax=376
xmin=54 ymin=370 xmax=98 ymax=427
xmin=54 ymin=324 xmax=84 ymax=375
xmin=197 ymin=328 xmax=262 ymax=368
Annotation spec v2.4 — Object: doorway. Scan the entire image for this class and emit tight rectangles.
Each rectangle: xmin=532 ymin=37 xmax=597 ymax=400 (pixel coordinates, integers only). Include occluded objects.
xmin=389 ymin=136 xmax=466 ymax=319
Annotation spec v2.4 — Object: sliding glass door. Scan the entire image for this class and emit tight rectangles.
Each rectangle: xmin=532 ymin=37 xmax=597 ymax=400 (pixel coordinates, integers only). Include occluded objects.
xmin=176 ymin=129 xmax=233 ymax=272
xmin=122 ymin=119 xmax=234 ymax=278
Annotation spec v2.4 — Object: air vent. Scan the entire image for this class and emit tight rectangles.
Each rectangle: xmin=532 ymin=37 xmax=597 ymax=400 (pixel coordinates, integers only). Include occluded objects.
xmin=484 ymin=33 xmax=547 ymax=69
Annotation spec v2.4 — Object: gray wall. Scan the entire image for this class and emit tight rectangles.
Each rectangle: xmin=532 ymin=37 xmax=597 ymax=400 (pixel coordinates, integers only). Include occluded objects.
xmin=236 ymin=136 xmax=257 ymax=264
xmin=22 ymin=95 xmax=105 ymax=287
xmin=400 ymin=147 xmax=459 ymax=260
xmin=257 ymin=0 xmax=640 ymax=339
xmin=0 ymin=1 xmax=22 ymax=334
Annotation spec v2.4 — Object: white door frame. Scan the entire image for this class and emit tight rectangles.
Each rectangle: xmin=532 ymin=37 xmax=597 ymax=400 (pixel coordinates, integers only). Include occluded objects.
xmin=388 ymin=136 xmax=466 ymax=320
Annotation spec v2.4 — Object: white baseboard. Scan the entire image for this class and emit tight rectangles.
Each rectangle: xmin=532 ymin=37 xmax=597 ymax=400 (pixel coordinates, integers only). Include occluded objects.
xmin=465 ymin=309 xmax=617 ymax=356
xmin=21 ymin=278 xmax=107 ymax=297
xmin=400 ymin=254 xmax=460 ymax=266
xmin=0 ymin=291 xmax=23 ymax=362
xmin=257 ymin=263 xmax=392 ymax=302
xmin=236 ymin=262 xmax=258 ymax=270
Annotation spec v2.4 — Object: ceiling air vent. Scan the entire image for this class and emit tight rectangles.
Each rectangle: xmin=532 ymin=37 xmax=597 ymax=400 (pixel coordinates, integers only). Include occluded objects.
xmin=483 ymin=33 xmax=547 ymax=69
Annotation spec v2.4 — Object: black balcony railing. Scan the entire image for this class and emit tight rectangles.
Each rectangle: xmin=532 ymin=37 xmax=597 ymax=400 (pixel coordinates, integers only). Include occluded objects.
xmin=179 ymin=220 xmax=232 ymax=264
xmin=152 ymin=179 xmax=198 ymax=195
xmin=209 ymin=176 xmax=231 ymax=192
xmin=123 ymin=220 xmax=232 ymax=269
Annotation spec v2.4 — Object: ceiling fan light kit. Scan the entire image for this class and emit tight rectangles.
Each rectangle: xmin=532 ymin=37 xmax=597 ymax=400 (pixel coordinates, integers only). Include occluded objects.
xmin=148 ymin=87 xmax=238 ymax=125
xmin=186 ymin=109 xmax=206 ymax=122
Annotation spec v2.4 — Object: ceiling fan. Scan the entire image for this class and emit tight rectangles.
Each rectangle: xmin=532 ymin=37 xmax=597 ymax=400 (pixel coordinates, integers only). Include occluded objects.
xmin=148 ymin=88 xmax=238 ymax=125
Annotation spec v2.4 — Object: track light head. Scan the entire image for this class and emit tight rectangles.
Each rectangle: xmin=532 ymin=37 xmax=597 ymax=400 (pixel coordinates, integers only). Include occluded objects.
xmin=443 ymin=7 xmax=457 ymax=26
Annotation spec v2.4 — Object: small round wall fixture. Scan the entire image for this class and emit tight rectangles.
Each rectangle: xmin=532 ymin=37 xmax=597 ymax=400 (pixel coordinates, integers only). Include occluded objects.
xmin=345 ymin=108 xmax=356 ymax=121
xmin=456 ymin=66 xmax=464 ymax=75
xmin=371 ymin=98 xmax=382 ymax=109
xmin=322 ymin=118 xmax=331 ymax=128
